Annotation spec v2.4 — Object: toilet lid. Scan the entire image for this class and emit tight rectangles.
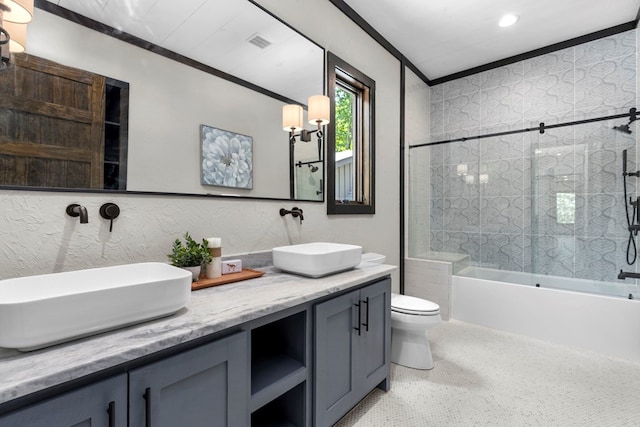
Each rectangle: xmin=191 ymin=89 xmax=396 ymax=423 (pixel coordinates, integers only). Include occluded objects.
xmin=391 ymin=293 xmax=440 ymax=315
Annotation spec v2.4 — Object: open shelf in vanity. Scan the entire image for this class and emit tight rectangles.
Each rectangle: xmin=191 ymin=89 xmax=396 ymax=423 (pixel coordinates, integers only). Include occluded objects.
xmin=250 ymin=309 xmax=309 ymax=426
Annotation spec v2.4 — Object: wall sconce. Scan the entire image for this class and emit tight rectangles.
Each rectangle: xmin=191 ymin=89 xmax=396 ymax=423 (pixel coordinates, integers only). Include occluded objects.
xmin=0 ymin=0 xmax=33 ymax=70
xmin=283 ymin=95 xmax=330 ymax=145
xmin=479 ymin=173 xmax=489 ymax=185
xmin=456 ymin=163 xmax=468 ymax=177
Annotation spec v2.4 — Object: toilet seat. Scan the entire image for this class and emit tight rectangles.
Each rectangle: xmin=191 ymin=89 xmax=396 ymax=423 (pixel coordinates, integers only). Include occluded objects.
xmin=391 ymin=294 xmax=439 ymax=316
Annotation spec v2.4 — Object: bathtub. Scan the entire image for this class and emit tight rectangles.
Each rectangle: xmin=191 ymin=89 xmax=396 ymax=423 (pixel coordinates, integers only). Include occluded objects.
xmin=452 ymin=267 xmax=640 ymax=362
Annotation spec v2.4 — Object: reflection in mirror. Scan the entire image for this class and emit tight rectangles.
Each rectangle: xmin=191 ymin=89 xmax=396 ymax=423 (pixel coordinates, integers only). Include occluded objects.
xmin=326 ymin=52 xmax=375 ymax=214
xmin=0 ymin=0 xmax=324 ymax=201
xmin=0 ymin=53 xmax=129 ymax=190
xmin=285 ymin=95 xmax=330 ymax=201
xmin=292 ymin=136 xmax=323 ymax=201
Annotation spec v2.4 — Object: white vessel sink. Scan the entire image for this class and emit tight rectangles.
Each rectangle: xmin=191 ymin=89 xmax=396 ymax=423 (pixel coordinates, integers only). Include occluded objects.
xmin=272 ymin=242 xmax=363 ymax=278
xmin=0 ymin=262 xmax=192 ymax=351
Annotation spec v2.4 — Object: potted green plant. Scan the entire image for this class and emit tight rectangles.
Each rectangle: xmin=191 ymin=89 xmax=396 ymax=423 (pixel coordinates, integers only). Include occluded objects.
xmin=167 ymin=232 xmax=212 ymax=281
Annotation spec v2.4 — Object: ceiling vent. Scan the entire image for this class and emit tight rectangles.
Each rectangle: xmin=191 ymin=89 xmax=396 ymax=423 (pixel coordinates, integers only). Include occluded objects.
xmin=247 ymin=33 xmax=271 ymax=49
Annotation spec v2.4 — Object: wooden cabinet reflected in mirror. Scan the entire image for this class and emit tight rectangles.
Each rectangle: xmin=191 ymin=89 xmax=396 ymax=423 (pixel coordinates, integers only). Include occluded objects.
xmin=0 ymin=54 xmax=128 ymax=190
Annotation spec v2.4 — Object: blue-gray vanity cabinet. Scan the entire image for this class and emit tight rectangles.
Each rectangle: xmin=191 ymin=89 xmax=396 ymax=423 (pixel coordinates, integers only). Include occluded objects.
xmin=0 ymin=374 xmax=128 ymax=427
xmin=129 ymin=331 xmax=248 ymax=427
xmin=314 ymin=278 xmax=391 ymax=427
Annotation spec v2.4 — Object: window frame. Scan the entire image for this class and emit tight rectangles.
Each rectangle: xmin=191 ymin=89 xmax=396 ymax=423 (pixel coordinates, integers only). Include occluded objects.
xmin=326 ymin=52 xmax=375 ymax=215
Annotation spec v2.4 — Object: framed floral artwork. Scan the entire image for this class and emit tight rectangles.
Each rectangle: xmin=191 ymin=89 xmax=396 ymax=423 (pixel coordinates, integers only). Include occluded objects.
xmin=200 ymin=125 xmax=253 ymax=189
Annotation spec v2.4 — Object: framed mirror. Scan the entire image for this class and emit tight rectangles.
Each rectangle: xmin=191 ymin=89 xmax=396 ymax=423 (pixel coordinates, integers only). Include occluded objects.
xmin=0 ymin=0 xmax=325 ymax=201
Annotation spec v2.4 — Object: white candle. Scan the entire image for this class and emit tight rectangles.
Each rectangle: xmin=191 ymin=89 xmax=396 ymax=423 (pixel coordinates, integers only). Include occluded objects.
xmin=207 ymin=237 xmax=221 ymax=248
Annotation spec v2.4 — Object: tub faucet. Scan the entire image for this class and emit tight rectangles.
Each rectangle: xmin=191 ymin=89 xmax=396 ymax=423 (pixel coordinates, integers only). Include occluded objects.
xmin=66 ymin=204 xmax=88 ymax=224
xmin=617 ymin=270 xmax=640 ymax=280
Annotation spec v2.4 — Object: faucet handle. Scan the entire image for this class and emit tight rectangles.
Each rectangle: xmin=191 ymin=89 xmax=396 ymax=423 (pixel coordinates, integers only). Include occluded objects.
xmin=100 ymin=203 xmax=120 ymax=232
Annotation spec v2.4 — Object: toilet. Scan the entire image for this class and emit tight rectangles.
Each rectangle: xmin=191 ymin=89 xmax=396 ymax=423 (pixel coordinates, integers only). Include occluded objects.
xmin=391 ymin=293 xmax=441 ymax=370
xmin=359 ymin=253 xmax=441 ymax=369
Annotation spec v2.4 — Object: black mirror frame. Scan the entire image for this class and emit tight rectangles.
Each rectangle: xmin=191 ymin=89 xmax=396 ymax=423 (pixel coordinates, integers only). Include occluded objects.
xmin=326 ymin=52 xmax=376 ymax=215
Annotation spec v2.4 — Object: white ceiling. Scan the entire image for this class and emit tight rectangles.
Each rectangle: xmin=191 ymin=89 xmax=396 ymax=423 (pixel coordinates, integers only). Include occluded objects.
xmin=45 ymin=0 xmax=324 ymax=104
xmin=343 ymin=0 xmax=640 ymax=82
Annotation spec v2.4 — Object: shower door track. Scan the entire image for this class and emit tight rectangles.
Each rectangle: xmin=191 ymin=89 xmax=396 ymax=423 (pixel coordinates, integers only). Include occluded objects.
xmin=409 ymin=107 xmax=638 ymax=149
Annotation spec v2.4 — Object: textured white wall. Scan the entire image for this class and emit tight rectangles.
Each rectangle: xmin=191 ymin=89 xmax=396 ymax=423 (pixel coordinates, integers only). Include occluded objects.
xmin=0 ymin=0 xmax=402 ymax=289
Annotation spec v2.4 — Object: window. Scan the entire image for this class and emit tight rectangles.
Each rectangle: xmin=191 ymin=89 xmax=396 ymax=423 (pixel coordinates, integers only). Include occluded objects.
xmin=327 ymin=52 xmax=375 ymax=214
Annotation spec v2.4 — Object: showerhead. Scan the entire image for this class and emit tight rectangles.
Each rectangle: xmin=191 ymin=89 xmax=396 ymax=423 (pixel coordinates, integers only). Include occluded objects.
xmin=614 ymin=108 xmax=637 ymax=134
xmin=614 ymin=123 xmax=633 ymax=134
xmin=308 ymin=164 xmax=319 ymax=173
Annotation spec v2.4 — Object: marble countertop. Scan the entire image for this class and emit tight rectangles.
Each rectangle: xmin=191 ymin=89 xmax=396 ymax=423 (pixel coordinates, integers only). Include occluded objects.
xmin=0 ymin=263 xmax=395 ymax=406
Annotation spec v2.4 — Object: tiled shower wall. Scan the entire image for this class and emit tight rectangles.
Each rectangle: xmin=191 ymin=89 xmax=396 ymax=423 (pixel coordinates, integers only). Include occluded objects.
xmin=423 ymin=29 xmax=639 ymax=282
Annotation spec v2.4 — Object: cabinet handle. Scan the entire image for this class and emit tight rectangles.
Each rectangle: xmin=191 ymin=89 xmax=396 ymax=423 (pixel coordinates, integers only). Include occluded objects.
xmin=354 ymin=301 xmax=361 ymax=336
xmin=107 ymin=401 xmax=115 ymax=427
xmin=143 ymin=387 xmax=151 ymax=427
xmin=362 ymin=297 xmax=370 ymax=332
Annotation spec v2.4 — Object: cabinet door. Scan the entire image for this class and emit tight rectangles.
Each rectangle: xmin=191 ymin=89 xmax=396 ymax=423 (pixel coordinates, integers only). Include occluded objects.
xmin=0 ymin=374 xmax=127 ymax=427
xmin=356 ymin=278 xmax=391 ymax=399
xmin=314 ymin=289 xmax=360 ymax=427
xmin=129 ymin=331 xmax=248 ymax=427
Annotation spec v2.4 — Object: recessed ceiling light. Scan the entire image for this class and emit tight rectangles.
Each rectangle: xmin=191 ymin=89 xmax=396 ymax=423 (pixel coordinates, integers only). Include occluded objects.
xmin=498 ymin=14 xmax=519 ymax=27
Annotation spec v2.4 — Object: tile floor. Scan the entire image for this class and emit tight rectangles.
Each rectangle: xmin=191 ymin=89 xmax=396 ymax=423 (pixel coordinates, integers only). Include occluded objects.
xmin=335 ymin=320 xmax=640 ymax=426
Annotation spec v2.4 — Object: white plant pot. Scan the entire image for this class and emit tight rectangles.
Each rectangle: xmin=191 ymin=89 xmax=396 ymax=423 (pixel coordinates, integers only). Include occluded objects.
xmin=183 ymin=265 xmax=201 ymax=281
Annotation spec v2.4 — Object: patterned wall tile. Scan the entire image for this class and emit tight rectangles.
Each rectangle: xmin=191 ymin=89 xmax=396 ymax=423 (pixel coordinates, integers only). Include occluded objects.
xmin=479 ymin=196 xmax=525 ymax=234
xmin=443 ymin=92 xmax=482 ymax=132
xmin=479 ymin=124 xmax=525 ymax=161
xmin=530 ymin=194 xmax=579 ymax=236
xmin=525 ymin=123 xmax=575 ymax=154
xmin=431 ymin=99 xmax=445 ymax=135
xmin=429 ymin=144 xmax=446 ymax=167
xmin=423 ymin=28 xmax=639 ymax=284
xmin=575 ymin=237 xmax=627 ymax=282
xmin=444 ymin=197 xmax=480 ymax=233
xmin=575 ymin=30 xmax=636 ymax=67
xmin=442 ymin=137 xmax=480 ymax=164
xmin=522 ymin=69 xmax=575 ymax=121
xmin=480 ymin=158 xmax=525 ymax=197
xmin=574 ymin=55 xmax=637 ymax=115
xmin=430 ymin=230 xmax=444 ymax=252
xmin=522 ymin=47 xmax=574 ymax=79
xmin=444 ymin=163 xmax=481 ymax=198
xmin=480 ymin=62 xmax=524 ymax=90
xmin=444 ymin=74 xmax=482 ymax=98
xmin=442 ymin=232 xmax=483 ymax=265
xmin=480 ymin=233 xmax=525 ymax=271
xmin=431 ymin=84 xmax=444 ymax=102
xmin=443 ymin=197 xmax=480 ymax=233
xmin=430 ymin=164 xmax=445 ymax=199
xmin=580 ymin=148 xmax=621 ymax=194
xmin=430 ymin=197 xmax=445 ymax=231
xmin=530 ymin=235 xmax=575 ymax=277
xmin=575 ymin=192 xmax=628 ymax=239
xmin=480 ymin=85 xmax=524 ymax=127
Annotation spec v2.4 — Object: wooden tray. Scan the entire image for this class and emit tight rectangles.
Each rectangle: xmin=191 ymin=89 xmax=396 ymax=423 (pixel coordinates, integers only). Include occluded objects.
xmin=192 ymin=268 xmax=265 ymax=291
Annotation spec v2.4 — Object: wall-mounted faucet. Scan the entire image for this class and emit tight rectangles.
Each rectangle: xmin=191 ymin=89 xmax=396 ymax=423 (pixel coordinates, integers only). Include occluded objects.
xmin=280 ymin=207 xmax=304 ymax=224
xmin=618 ymin=270 xmax=640 ymax=280
xmin=66 ymin=204 xmax=88 ymax=224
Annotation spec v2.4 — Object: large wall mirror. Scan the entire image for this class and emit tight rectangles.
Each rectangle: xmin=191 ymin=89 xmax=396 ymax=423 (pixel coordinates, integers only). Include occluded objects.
xmin=0 ymin=0 xmax=325 ymax=201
